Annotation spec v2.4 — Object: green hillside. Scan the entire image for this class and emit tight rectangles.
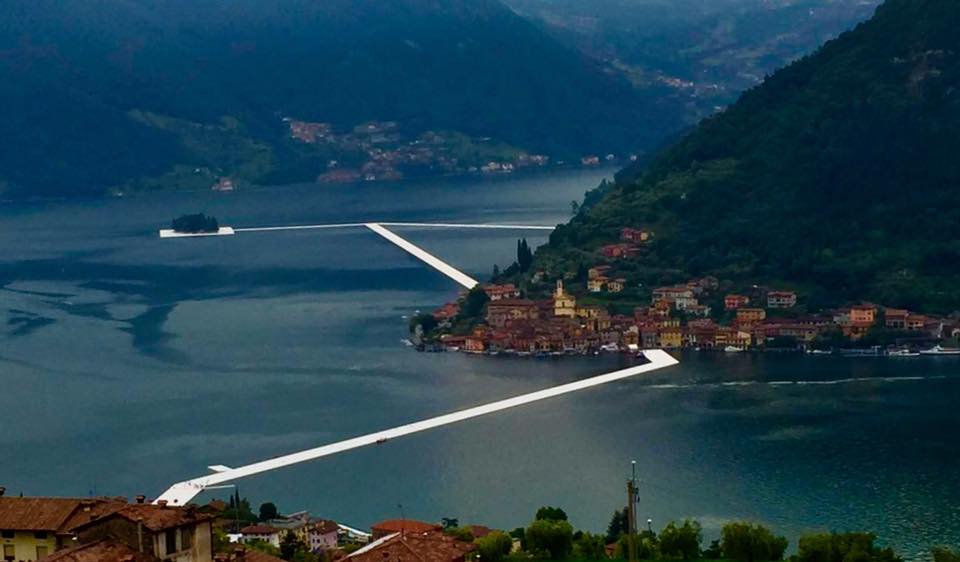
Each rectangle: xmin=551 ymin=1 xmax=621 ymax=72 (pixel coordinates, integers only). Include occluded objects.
xmin=534 ymin=0 xmax=960 ymax=313
xmin=0 ymin=0 xmax=678 ymax=198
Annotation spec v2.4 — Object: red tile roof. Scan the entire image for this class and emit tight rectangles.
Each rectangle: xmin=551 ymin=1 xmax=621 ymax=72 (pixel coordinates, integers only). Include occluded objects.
xmin=349 ymin=530 xmax=475 ymax=562
xmin=371 ymin=519 xmax=438 ymax=535
xmin=240 ymin=524 xmax=280 ymax=535
xmin=312 ymin=519 xmax=340 ymax=534
xmin=0 ymin=497 xmax=126 ymax=533
xmin=71 ymin=503 xmax=213 ymax=533
xmin=39 ymin=539 xmax=159 ymax=562
xmin=215 ymin=547 xmax=287 ymax=562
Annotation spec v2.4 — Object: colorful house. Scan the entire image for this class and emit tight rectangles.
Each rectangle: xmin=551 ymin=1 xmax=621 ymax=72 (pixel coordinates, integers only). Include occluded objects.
xmin=724 ymin=294 xmax=750 ymax=310
xmin=736 ymin=308 xmax=767 ymax=324
xmin=767 ymin=291 xmax=797 ymax=309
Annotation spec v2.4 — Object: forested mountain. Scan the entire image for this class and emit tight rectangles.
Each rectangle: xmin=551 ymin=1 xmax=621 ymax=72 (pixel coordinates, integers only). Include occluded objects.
xmin=0 ymin=0 xmax=679 ymax=198
xmin=506 ymin=0 xmax=881 ymax=123
xmin=536 ymin=0 xmax=960 ymax=313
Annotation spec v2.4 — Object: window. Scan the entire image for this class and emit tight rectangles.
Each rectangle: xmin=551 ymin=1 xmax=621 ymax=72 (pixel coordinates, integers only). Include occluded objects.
xmin=3 ymin=544 xmax=14 ymax=562
xmin=165 ymin=529 xmax=177 ymax=554
xmin=36 ymin=546 xmax=49 ymax=559
xmin=180 ymin=527 xmax=194 ymax=550
xmin=0 ymin=531 xmax=12 ymax=539
xmin=34 ymin=531 xmax=48 ymax=539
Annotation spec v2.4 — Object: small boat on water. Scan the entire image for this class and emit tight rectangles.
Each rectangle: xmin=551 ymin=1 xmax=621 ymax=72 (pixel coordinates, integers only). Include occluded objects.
xmin=888 ymin=349 xmax=920 ymax=357
xmin=724 ymin=346 xmax=745 ymax=353
xmin=806 ymin=349 xmax=831 ymax=355
xmin=919 ymin=345 xmax=960 ymax=356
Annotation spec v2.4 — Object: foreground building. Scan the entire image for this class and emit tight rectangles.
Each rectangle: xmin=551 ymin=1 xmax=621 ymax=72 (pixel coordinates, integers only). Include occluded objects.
xmin=0 ymin=493 xmax=212 ymax=562
xmin=348 ymin=529 xmax=474 ymax=562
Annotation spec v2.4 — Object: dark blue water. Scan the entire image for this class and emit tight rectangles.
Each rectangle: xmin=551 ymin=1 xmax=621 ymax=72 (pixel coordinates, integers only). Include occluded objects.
xmin=1 ymin=170 xmax=958 ymax=559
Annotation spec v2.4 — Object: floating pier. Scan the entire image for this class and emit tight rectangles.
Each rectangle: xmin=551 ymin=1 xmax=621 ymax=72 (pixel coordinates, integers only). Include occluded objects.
xmin=154 ymin=349 xmax=679 ymax=506
xmin=364 ymin=223 xmax=479 ymax=289
xmin=158 ymin=227 xmax=236 ymax=238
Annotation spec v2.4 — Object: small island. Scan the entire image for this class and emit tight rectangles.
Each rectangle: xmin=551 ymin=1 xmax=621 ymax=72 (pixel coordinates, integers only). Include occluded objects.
xmin=172 ymin=213 xmax=219 ymax=233
xmin=159 ymin=213 xmax=234 ymax=238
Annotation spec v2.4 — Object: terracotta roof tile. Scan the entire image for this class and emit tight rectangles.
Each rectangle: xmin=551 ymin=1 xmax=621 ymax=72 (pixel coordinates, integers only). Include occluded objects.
xmin=0 ymin=497 xmax=125 ymax=533
xmin=39 ymin=539 xmax=159 ymax=562
xmin=349 ymin=531 xmax=475 ymax=562
xmin=371 ymin=520 xmax=438 ymax=534
xmin=71 ymin=503 xmax=213 ymax=533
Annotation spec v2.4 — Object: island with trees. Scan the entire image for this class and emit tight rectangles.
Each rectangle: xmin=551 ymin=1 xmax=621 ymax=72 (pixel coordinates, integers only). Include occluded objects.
xmin=172 ymin=213 xmax=220 ymax=233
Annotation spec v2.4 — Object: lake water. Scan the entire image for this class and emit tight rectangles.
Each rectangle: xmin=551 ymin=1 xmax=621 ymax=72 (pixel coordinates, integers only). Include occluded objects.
xmin=1 ymin=170 xmax=958 ymax=559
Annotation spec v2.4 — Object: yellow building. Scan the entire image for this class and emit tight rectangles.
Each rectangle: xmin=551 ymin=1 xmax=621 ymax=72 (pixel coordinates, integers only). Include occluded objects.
xmin=736 ymin=308 xmax=767 ymax=324
xmin=553 ymin=280 xmax=577 ymax=317
xmin=587 ymin=278 xmax=606 ymax=293
xmin=659 ymin=328 xmax=683 ymax=348
xmin=0 ymin=496 xmax=123 ymax=561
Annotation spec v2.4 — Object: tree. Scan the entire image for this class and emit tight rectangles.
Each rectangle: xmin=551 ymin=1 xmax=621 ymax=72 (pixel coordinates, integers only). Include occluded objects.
xmin=476 ymin=531 xmax=513 ymax=562
xmin=492 ymin=264 xmax=500 ymax=279
xmin=720 ymin=522 xmax=788 ymax=562
xmin=606 ymin=508 xmax=629 ymax=543
xmin=796 ymin=532 xmax=901 ymax=562
xmin=247 ymin=539 xmax=282 ymax=557
xmin=276 ymin=532 xmax=321 ymax=562
xmin=459 ymin=286 xmax=490 ymax=320
xmin=517 ymin=238 xmax=534 ymax=273
xmin=616 ymin=530 xmax=658 ymax=560
xmin=212 ymin=527 xmax=231 ymax=554
xmin=446 ymin=527 xmax=474 ymax=541
xmin=441 ymin=518 xmax=460 ymax=531
xmin=933 ymin=547 xmax=960 ymax=562
xmin=659 ymin=520 xmax=702 ymax=560
xmin=535 ymin=506 xmax=568 ymax=521
xmin=574 ymin=532 xmax=607 ymax=560
xmin=259 ymin=502 xmax=279 ymax=522
xmin=525 ymin=519 xmax=574 ymax=560
xmin=571 ymin=200 xmax=581 ymax=215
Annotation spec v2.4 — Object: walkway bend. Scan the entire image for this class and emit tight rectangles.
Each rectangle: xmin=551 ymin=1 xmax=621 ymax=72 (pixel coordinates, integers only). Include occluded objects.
xmin=154 ymin=350 xmax=679 ymax=506
xmin=364 ymin=223 xmax=479 ymax=289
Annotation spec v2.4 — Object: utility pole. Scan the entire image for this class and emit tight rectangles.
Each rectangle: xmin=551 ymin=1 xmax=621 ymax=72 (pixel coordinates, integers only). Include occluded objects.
xmin=627 ymin=461 xmax=639 ymax=562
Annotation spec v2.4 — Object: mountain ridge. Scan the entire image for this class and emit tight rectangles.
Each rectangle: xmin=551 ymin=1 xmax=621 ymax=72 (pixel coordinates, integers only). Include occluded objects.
xmin=532 ymin=0 xmax=960 ymax=313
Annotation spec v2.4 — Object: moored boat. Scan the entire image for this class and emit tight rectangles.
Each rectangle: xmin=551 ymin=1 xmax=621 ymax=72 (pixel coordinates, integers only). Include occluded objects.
xmin=919 ymin=345 xmax=960 ymax=356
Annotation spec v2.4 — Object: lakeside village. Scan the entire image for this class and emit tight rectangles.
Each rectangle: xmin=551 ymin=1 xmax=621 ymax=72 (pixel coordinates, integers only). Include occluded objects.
xmin=416 ymin=228 xmax=960 ymax=357
xmin=209 ymin=119 xmax=624 ymax=192
xmin=1 ymin=489 xmax=953 ymax=562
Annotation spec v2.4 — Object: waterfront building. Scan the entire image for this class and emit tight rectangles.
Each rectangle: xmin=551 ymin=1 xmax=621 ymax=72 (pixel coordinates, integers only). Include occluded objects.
xmin=885 ymin=308 xmax=909 ymax=329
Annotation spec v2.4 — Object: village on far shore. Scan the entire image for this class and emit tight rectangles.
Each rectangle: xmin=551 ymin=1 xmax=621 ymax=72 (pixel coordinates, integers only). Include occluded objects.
xmin=416 ymin=227 xmax=960 ymax=358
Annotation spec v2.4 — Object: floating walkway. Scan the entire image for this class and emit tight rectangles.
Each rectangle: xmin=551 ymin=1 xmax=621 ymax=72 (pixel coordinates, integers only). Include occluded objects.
xmin=158 ymin=227 xmax=236 ymax=238
xmin=154 ymin=349 xmax=679 ymax=506
xmin=231 ymin=222 xmax=556 ymax=234
xmin=364 ymin=223 xmax=478 ymax=289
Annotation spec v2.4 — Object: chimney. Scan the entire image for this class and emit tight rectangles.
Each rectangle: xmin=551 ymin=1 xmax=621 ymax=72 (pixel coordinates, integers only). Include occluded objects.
xmin=136 ymin=495 xmax=146 ymax=504
xmin=158 ymin=500 xmax=168 ymax=509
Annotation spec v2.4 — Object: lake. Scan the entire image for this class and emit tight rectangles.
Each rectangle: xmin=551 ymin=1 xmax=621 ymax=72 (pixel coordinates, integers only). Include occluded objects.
xmin=1 ymin=169 xmax=958 ymax=559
